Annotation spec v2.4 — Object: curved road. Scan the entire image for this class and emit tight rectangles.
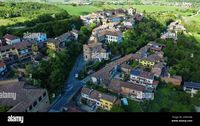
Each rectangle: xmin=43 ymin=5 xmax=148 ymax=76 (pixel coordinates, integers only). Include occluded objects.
xmin=49 ymin=54 xmax=85 ymax=112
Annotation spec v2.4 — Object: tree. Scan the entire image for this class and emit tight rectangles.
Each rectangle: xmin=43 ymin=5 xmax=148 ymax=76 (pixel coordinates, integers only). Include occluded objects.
xmin=123 ymin=99 xmax=142 ymax=112
xmin=110 ymin=105 xmax=125 ymax=112
xmin=0 ymin=106 xmax=10 ymax=112
xmin=192 ymin=91 xmax=200 ymax=106
xmin=32 ymin=44 xmax=39 ymax=52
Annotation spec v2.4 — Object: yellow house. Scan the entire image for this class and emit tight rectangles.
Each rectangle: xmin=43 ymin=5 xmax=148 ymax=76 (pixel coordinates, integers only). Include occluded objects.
xmin=100 ymin=99 xmax=114 ymax=110
xmin=46 ymin=39 xmax=60 ymax=51
xmin=139 ymin=59 xmax=155 ymax=67
xmin=98 ymin=93 xmax=119 ymax=110
xmin=139 ymin=54 xmax=160 ymax=67
xmin=81 ymin=87 xmax=120 ymax=111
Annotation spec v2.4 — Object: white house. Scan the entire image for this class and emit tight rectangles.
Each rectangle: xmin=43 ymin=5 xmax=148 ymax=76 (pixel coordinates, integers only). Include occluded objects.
xmin=130 ymin=68 xmax=156 ymax=89
xmin=123 ymin=19 xmax=135 ymax=29
xmin=127 ymin=7 xmax=135 ymax=16
xmin=3 ymin=34 xmax=21 ymax=45
xmin=23 ymin=32 xmax=47 ymax=43
xmin=106 ymin=31 xmax=122 ymax=43
xmin=183 ymin=82 xmax=200 ymax=97
xmin=83 ymin=42 xmax=110 ymax=62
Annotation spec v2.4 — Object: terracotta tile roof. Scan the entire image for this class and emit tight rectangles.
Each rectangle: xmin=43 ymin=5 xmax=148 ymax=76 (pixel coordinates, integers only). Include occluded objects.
xmin=108 ymin=79 xmax=121 ymax=93
xmin=121 ymin=82 xmax=146 ymax=92
xmin=0 ymin=44 xmax=13 ymax=52
xmin=14 ymin=41 xmax=32 ymax=50
xmin=109 ymin=79 xmax=146 ymax=92
xmin=55 ymin=32 xmax=74 ymax=42
xmin=120 ymin=63 xmax=132 ymax=70
xmin=90 ymin=53 xmax=134 ymax=87
xmin=131 ymin=53 xmax=141 ymax=60
xmin=3 ymin=34 xmax=19 ymax=40
xmin=131 ymin=68 xmax=154 ymax=80
xmin=98 ymin=29 xmax=122 ymax=37
xmin=84 ymin=42 xmax=102 ymax=48
xmin=81 ymin=87 xmax=92 ymax=95
xmin=154 ymin=62 xmax=164 ymax=69
xmin=100 ymin=93 xmax=117 ymax=103
xmin=0 ymin=79 xmax=47 ymax=112
xmin=0 ymin=41 xmax=32 ymax=52
xmin=89 ymin=90 xmax=100 ymax=100
xmin=141 ymin=54 xmax=161 ymax=62
xmin=47 ymin=38 xmax=60 ymax=44
xmin=82 ymin=87 xmax=117 ymax=103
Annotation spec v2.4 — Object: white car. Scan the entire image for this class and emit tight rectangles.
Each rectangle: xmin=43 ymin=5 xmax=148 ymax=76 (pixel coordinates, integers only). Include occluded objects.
xmin=75 ymin=73 xmax=79 ymax=78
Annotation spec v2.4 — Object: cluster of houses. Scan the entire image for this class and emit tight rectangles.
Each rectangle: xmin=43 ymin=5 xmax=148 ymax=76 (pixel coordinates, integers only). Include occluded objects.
xmin=0 ymin=30 xmax=79 ymax=112
xmin=0 ymin=29 xmax=79 ymax=76
xmin=83 ymin=8 xmax=144 ymax=62
xmin=80 ymin=7 xmax=142 ymax=27
xmin=161 ymin=21 xmax=186 ymax=41
xmin=81 ymin=41 xmax=167 ymax=110
xmin=81 ymin=40 xmax=200 ymax=111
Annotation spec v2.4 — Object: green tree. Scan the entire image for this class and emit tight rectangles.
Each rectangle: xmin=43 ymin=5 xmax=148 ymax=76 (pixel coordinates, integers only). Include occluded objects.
xmin=110 ymin=105 xmax=125 ymax=112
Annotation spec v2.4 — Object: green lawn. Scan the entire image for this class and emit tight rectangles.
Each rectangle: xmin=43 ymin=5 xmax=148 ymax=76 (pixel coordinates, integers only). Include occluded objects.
xmin=58 ymin=5 xmax=102 ymax=16
xmin=57 ymin=4 xmax=192 ymax=16
xmin=182 ymin=15 xmax=200 ymax=44
xmin=0 ymin=17 xmax=29 ymax=26
xmin=0 ymin=18 xmax=15 ymax=26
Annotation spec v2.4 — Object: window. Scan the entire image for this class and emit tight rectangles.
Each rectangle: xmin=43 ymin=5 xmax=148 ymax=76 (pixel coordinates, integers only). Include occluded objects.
xmin=33 ymin=101 xmax=37 ymax=107
xmin=38 ymin=96 xmax=42 ymax=102
xmin=43 ymin=92 xmax=47 ymax=97
xmin=29 ymin=105 xmax=32 ymax=110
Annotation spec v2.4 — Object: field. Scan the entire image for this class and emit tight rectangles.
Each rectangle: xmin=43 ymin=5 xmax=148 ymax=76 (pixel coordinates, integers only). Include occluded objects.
xmin=0 ymin=2 xmax=66 ymax=26
xmin=0 ymin=17 xmax=29 ymax=26
xmin=58 ymin=4 xmax=194 ymax=16
xmin=182 ymin=14 xmax=200 ymax=43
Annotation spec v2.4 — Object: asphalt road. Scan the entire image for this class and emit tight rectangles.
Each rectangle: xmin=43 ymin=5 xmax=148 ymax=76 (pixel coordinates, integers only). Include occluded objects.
xmin=49 ymin=54 xmax=85 ymax=112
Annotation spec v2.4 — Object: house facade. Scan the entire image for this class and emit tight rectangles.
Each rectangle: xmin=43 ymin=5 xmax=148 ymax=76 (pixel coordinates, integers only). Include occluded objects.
xmin=127 ymin=7 xmax=136 ymax=16
xmin=46 ymin=39 xmax=64 ymax=51
xmin=55 ymin=30 xmax=78 ymax=44
xmin=81 ymin=87 xmax=119 ymax=110
xmin=130 ymin=68 xmax=157 ymax=89
xmin=109 ymin=79 xmax=154 ymax=100
xmin=83 ymin=42 xmax=110 ymax=62
xmin=23 ymin=32 xmax=47 ymax=44
xmin=161 ymin=75 xmax=182 ymax=86
xmin=183 ymin=82 xmax=200 ymax=97
xmin=0 ymin=41 xmax=32 ymax=64
xmin=3 ymin=34 xmax=21 ymax=45
xmin=106 ymin=31 xmax=122 ymax=43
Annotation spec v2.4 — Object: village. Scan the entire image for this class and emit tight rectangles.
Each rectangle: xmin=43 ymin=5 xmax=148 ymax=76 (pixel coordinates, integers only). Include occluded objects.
xmin=0 ymin=7 xmax=200 ymax=112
